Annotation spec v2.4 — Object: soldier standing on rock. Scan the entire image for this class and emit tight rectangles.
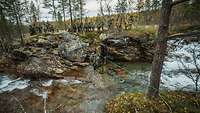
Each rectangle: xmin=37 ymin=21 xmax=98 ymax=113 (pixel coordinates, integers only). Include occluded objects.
xmin=89 ymin=41 xmax=108 ymax=72
xmin=100 ymin=43 xmax=108 ymax=73
xmin=90 ymin=51 xmax=100 ymax=70
xmin=100 ymin=44 xmax=107 ymax=63
xmin=90 ymin=43 xmax=108 ymax=72
xmin=29 ymin=24 xmax=36 ymax=35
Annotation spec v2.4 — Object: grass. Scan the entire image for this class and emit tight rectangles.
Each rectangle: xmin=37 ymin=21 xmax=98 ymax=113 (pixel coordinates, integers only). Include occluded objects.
xmin=76 ymin=31 xmax=101 ymax=44
xmin=77 ymin=25 xmax=158 ymax=42
xmin=105 ymin=91 xmax=200 ymax=113
xmin=130 ymin=25 xmax=158 ymax=38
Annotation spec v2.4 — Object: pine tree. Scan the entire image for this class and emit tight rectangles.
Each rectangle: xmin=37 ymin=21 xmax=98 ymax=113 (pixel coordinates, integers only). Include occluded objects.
xmin=68 ymin=0 xmax=73 ymax=26
xmin=77 ymin=0 xmax=85 ymax=30
xmin=34 ymin=0 xmax=41 ymax=22
xmin=71 ymin=0 xmax=85 ymax=31
xmin=151 ymin=0 xmax=160 ymax=10
xmin=0 ymin=0 xmax=28 ymax=51
xmin=11 ymin=0 xmax=29 ymax=45
xmin=0 ymin=0 xmax=12 ymax=52
xmin=30 ymin=1 xmax=37 ymax=23
xmin=136 ymin=0 xmax=144 ymax=11
xmin=115 ymin=0 xmax=128 ymax=30
xmin=144 ymin=0 xmax=152 ymax=25
xmin=57 ymin=11 xmax=63 ymax=29
xmin=97 ymin=0 xmax=104 ymax=16
xmin=103 ymin=0 xmax=113 ymax=16
xmin=58 ymin=0 xmax=67 ymax=30
xmin=43 ymin=0 xmax=58 ymax=21
xmin=145 ymin=0 xmax=151 ymax=11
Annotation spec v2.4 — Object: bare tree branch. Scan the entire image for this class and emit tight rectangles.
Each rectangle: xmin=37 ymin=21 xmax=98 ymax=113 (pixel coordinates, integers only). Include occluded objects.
xmin=175 ymin=42 xmax=200 ymax=91
xmin=171 ymin=0 xmax=190 ymax=6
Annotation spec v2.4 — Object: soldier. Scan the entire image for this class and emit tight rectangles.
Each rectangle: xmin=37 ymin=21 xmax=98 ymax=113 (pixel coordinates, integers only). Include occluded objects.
xmin=38 ymin=25 xmax=42 ymax=33
xmin=92 ymin=46 xmax=101 ymax=70
xmin=91 ymin=43 xmax=108 ymax=72
xmin=72 ymin=24 xmax=76 ymax=32
xmin=43 ymin=22 xmax=47 ymax=34
xmin=100 ymin=43 xmax=108 ymax=73
xmin=29 ymin=25 xmax=36 ymax=36
xmin=90 ymin=51 xmax=98 ymax=70
xmin=50 ymin=24 xmax=54 ymax=33
xmin=46 ymin=21 xmax=50 ymax=32
xmin=78 ymin=24 xmax=81 ymax=32
xmin=35 ymin=25 xmax=41 ymax=33
xmin=107 ymin=19 xmax=113 ymax=29
xmin=97 ymin=23 xmax=101 ymax=31
xmin=100 ymin=43 xmax=108 ymax=64
xmin=91 ymin=23 xmax=95 ymax=31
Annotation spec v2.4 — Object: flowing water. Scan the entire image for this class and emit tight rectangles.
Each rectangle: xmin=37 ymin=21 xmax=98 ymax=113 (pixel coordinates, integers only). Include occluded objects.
xmin=0 ymin=63 xmax=151 ymax=113
xmin=0 ymin=61 xmax=198 ymax=113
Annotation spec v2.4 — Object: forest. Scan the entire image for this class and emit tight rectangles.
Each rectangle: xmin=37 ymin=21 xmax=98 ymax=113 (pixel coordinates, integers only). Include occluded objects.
xmin=0 ymin=0 xmax=200 ymax=113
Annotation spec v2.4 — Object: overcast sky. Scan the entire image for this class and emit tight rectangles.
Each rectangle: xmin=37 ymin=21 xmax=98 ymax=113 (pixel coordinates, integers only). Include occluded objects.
xmin=85 ymin=0 xmax=99 ymax=16
xmin=33 ymin=0 xmax=119 ymax=21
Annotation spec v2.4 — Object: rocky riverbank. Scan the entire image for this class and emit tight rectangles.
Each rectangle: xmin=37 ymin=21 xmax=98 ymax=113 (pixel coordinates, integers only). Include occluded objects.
xmin=0 ymin=32 xmax=90 ymax=79
xmin=0 ymin=32 xmax=156 ymax=79
xmin=101 ymin=33 xmax=155 ymax=62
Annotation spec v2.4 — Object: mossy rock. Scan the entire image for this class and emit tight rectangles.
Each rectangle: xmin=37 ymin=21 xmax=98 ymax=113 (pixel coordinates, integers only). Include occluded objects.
xmin=105 ymin=91 xmax=200 ymax=113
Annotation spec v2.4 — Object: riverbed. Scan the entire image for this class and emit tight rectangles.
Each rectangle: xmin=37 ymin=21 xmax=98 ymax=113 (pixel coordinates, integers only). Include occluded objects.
xmin=0 ymin=62 xmax=151 ymax=113
xmin=0 ymin=61 xmax=197 ymax=113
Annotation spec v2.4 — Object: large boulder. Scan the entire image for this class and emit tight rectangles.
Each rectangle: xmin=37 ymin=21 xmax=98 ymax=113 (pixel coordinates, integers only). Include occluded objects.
xmin=58 ymin=32 xmax=89 ymax=62
xmin=22 ymin=32 xmax=89 ymax=62
xmin=102 ymin=34 xmax=155 ymax=62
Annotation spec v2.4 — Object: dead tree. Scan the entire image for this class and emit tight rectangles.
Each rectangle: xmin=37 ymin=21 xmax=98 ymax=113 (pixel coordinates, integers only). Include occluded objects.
xmin=176 ymin=43 xmax=200 ymax=91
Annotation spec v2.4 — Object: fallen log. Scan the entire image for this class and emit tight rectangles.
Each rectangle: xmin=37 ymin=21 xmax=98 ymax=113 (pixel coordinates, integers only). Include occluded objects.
xmin=166 ymin=31 xmax=200 ymax=40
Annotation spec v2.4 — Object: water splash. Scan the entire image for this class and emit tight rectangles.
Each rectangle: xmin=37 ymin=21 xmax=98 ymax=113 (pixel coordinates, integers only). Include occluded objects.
xmin=0 ymin=75 xmax=30 ymax=93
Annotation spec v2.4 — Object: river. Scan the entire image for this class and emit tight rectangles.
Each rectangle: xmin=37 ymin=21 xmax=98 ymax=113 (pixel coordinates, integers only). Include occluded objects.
xmin=0 ymin=38 xmax=199 ymax=113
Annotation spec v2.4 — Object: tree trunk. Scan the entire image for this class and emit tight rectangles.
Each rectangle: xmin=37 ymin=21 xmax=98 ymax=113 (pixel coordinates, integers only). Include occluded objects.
xmin=100 ymin=0 xmax=104 ymax=16
xmin=52 ymin=0 xmax=57 ymax=21
xmin=79 ymin=0 xmax=83 ymax=32
xmin=61 ymin=0 xmax=66 ymax=30
xmin=13 ymin=2 xmax=24 ymax=45
xmin=0 ymin=12 xmax=6 ymax=52
xmin=69 ymin=0 xmax=73 ymax=27
xmin=147 ymin=0 xmax=172 ymax=99
xmin=195 ymin=80 xmax=198 ymax=91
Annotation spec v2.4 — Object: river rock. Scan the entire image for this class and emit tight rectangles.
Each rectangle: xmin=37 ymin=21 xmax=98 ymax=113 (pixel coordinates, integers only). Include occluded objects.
xmin=99 ymin=33 xmax=108 ymax=41
xmin=53 ymin=68 xmax=64 ymax=74
xmin=11 ymin=50 xmax=29 ymax=62
xmin=52 ymin=49 xmax=59 ymax=55
xmin=37 ymin=39 xmax=49 ymax=47
xmin=73 ymin=62 xmax=90 ymax=67
xmin=17 ymin=56 xmax=66 ymax=79
xmin=102 ymin=34 xmax=154 ymax=62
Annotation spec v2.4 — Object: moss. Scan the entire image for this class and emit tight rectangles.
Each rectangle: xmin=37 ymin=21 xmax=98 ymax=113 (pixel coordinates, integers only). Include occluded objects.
xmin=125 ymin=26 xmax=157 ymax=38
xmin=170 ymin=24 xmax=200 ymax=34
xmin=77 ymin=32 xmax=101 ymax=45
xmin=105 ymin=91 xmax=200 ymax=113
